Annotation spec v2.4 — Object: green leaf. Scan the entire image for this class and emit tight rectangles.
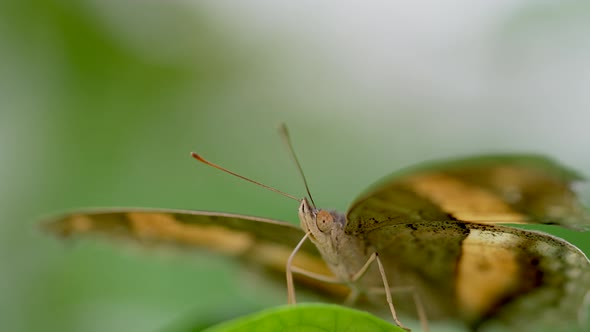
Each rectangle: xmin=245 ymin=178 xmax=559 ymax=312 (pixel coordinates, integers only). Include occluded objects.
xmin=202 ymin=304 xmax=404 ymax=332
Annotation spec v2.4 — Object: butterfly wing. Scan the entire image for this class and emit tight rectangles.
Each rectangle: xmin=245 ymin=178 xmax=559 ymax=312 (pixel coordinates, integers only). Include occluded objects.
xmin=345 ymin=154 xmax=590 ymax=328
xmin=44 ymin=208 xmax=347 ymax=297
xmin=346 ymin=154 xmax=590 ymax=234
xmin=364 ymin=221 xmax=590 ymax=330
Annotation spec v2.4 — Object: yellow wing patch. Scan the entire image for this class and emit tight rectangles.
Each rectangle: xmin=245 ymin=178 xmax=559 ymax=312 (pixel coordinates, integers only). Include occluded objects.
xmin=456 ymin=229 xmax=521 ymax=321
xmin=127 ymin=212 xmax=255 ymax=255
xmin=404 ymin=173 xmax=526 ymax=223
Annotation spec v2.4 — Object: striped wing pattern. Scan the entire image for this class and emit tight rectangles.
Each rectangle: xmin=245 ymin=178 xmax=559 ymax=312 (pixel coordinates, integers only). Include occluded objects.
xmin=345 ymin=154 xmax=590 ymax=330
xmin=365 ymin=221 xmax=590 ymax=330
xmin=44 ymin=209 xmax=348 ymax=297
xmin=347 ymin=154 xmax=590 ymax=234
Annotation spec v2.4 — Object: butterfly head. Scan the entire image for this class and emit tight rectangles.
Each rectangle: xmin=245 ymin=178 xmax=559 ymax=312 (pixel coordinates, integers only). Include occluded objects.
xmin=298 ymin=198 xmax=343 ymax=243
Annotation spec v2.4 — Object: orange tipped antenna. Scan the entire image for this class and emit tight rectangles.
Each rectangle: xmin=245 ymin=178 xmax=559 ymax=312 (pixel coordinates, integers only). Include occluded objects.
xmin=278 ymin=124 xmax=317 ymax=209
xmin=191 ymin=152 xmax=300 ymax=202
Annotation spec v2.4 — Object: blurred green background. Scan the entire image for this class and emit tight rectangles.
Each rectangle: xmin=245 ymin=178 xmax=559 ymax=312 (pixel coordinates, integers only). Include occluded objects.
xmin=2 ymin=1 xmax=590 ymax=331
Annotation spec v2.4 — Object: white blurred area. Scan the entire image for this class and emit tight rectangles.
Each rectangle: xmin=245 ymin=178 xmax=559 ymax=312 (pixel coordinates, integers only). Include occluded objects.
xmin=4 ymin=0 xmax=590 ymax=172
xmin=60 ymin=0 xmax=590 ymax=222
xmin=177 ymin=1 xmax=590 ymax=166
xmin=187 ymin=0 xmax=590 ymax=197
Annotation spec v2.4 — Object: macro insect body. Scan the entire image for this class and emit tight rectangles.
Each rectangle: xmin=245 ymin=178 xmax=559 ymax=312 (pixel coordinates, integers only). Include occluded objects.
xmin=45 ymin=128 xmax=590 ymax=332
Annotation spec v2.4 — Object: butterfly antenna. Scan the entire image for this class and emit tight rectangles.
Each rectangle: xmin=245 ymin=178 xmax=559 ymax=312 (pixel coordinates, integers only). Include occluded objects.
xmin=278 ymin=124 xmax=317 ymax=209
xmin=191 ymin=152 xmax=300 ymax=202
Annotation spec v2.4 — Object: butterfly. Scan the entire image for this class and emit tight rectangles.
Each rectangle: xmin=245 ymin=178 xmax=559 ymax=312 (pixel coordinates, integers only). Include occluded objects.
xmin=44 ymin=139 xmax=590 ymax=332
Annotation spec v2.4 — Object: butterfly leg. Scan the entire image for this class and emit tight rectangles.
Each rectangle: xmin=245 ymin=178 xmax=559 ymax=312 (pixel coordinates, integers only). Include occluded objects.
xmin=290 ymin=266 xmax=342 ymax=284
xmin=368 ymin=286 xmax=429 ymax=332
xmin=375 ymin=253 xmax=411 ymax=331
xmin=286 ymin=233 xmax=309 ymax=305
xmin=286 ymin=233 xmax=343 ymax=305
xmin=348 ymin=252 xmax=409 ymax=331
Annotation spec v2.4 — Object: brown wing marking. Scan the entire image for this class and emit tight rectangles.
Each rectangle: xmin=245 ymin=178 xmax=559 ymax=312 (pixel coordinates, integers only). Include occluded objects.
xmin=44 ymin=209 xmax=349 ymax=298
xmin=362 ymin=221 xmax=589 ymax=329
xmin=457 ymin=224 xmax=590 ymax=330
xmin=364 ymin=222 xmax=471 ymax=320
xmin=347 ymin=155 xmax=590 ymax=234
xmin=443 ymin=163 xmax=590 ymax=229
xmin=346 ymin=185 xmax=454 ymax=235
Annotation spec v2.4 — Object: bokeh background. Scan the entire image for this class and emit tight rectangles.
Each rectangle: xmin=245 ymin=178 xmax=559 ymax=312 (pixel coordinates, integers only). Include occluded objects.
xmin=2 ymin=1 xmax=590 ymax=331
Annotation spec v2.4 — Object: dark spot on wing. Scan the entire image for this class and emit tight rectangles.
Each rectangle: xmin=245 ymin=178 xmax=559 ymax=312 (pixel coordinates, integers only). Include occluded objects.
xmin=406 ymin=224 xmax=418 ymax=231
xmin=456 ymin=222 xmax=468 ymax=231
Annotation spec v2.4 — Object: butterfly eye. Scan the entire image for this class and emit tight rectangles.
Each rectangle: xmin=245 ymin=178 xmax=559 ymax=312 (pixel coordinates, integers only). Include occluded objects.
xmin=316 ymin=210 xmax=333 ymax=233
